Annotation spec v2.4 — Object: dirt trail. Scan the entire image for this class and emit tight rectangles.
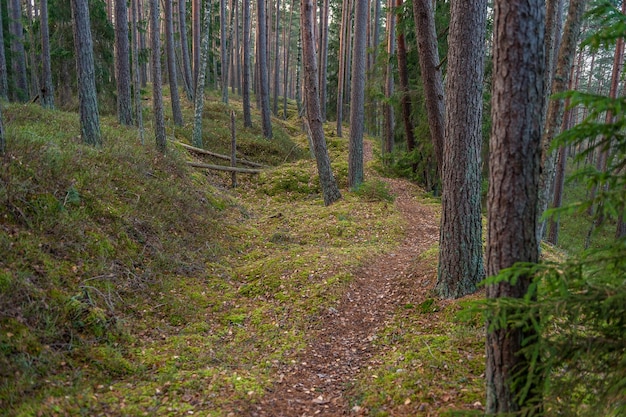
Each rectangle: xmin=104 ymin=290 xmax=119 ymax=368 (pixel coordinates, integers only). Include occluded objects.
xmin=246 ymin=143 xmax=440 ymax=416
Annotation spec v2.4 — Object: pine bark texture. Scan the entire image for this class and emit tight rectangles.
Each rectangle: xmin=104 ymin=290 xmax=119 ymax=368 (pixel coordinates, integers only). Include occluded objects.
xmin=318 ymin=0 xmax=329 ymax=121
xmin=412 ymin=0 xmax=444 ymax=178
xmin=220 ymin=0 xmax=229 ymax=103
xmin=257 ymin=0 xmax=273 ymax=138
xmin=165 ymin=0 xmax=184 ymax=126
xmin=537 ymin=0 xmax=586 ymax=242
xmin=150 ymin=0 xmax=167 ymax=152
xmin=300 ymin=0 xmax=341 ymax=206
xmin=40 ymin=0 xmax=54 ymax=109
xmin=272 ymin=0 xmax=281 ymax=115
xmin=395 ymin=0 xmax=415 ymax=152
xmin=71 ymin=0 xmax=102 ymax=146
xmin=131 ymin=0 xmax=145 ymax=143
xmin=115 ymin=0 xmax=133 ymax=124
xmin=192 ymin=2 xmax=212 ymax=148
xmin=437 ymin=0 xmax=486 ymax=299
xmin=242 ymin=0 xmax=252 ymax=127
xmin=335 ymin=0 xmax=351 ymax=137
xmin=348 ymin=0 xmax=367 ymax=189
xmin=9 ymin=0 xmax=28 ymax=100
xmin=486 ymin=0 xmax=546 ymax=413
xmin=193 ymin=0 xmax=201 ymax=87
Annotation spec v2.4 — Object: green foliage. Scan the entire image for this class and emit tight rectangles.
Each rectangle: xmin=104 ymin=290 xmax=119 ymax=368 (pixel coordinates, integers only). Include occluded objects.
xmin=353 ymin=178 xmax=395 ymax=202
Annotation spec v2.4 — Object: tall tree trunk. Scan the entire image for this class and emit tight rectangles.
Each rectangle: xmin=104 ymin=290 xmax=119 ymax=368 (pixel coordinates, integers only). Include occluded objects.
xmin=40 ymin=0 xmax=54 ymax=109
xmin=317 ymin=0 xmax=328 ymax=121
xmin=0 ymin=2 xmax=8 ymax=100
xmin=193 ymin=0 xmax=201 ymax=87
xmin=9 ymin=0 xmax=28 ymax=101
xmin=116 ymin=0 xmax=133 ymax=124
xmin=220 ymin=0 xmax=229 ymax=103
xmin=395 ymin=0 xmax=415 ymax=152
xmin=412 ymin=0 xmax=444 ymax=182
xmin=382 ymin=0 xmax=395 ymax=159
xmin=139 ymin=0 xmax=148 ymax=86
xmin=272 ymin=0 xmax=281 ymax=115
xmin=150 ymin=0 xmax=167 ymax=152
xmin=25 ymin=0 xmax=39 ymax=99
xmin=486 ymin=0 xmax=545 ymax=412
xmin=165 ymin=0 xmax=184 ymax=125
xmin=71 ymin=0 xmax=102 ymax=146
xmin=131 ymin=0 xmax=145 ymax=143
xmin=438 ymin=0 xmax=486 ymax=299
xmin=192 ymin=0 xmax=212 ymax=148
xmin=257 ymin=0 xmax=273 ymax=138
xmin=300 ymin=0 xmax=341 ymax=206
xmin=537 ymin=0 xmax=586 ymax=243
xmin=335 ymin=0 xmax=350 ymax=137
xmin=235 ymin=0 xmax=241 ymax=95
xmin=282 ymin=0 xmax=295 ymax=118
xmin=348 ymin=0 xmax=367 ymax=189
xmin=242 ymin=0 xmax=252 ymax=127
xmin=179 ymin=0 xmax=194 ymax=100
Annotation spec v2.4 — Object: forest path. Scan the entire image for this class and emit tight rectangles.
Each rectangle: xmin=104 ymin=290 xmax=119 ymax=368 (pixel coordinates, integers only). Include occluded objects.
xmin=246 ymin=142 xmax=440 ymax=416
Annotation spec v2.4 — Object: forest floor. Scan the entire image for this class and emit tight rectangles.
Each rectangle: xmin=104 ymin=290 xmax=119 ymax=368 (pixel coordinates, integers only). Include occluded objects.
xmin=244 ymin=142 xmax=445 ymax=416
xmin=1 ymin=99 xmax=485 ymax=417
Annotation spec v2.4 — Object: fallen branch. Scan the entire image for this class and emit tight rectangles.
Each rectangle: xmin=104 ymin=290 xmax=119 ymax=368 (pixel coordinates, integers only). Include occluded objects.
xmin=171 ymin=140 xmax=266 ymax=168
xmin=186 ymin=161 xmax=263 ymax=174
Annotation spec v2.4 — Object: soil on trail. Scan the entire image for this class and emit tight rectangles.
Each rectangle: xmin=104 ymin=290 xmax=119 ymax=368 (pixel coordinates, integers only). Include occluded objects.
xmin=247 ymin=144 xmax=440 ymax=416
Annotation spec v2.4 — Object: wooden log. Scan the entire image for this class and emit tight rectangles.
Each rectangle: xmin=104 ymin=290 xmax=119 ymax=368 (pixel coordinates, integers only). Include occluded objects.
xmin=171 ymin=140 xmax=266 ymax=167
xmin=187 ymin=161 xmax=263 ymax=173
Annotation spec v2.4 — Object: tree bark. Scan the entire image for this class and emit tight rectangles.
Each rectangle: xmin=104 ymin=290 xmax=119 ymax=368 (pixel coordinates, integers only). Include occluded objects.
xmin=395 ymin=0 xmax=415 ymax=152
xmin=150 ymin=0 xmax=167 ymax=152
xmin=71 ymin=0 xmax=102 ymax=146
xmin=131 ymin=0 xmax=145 ymax=143
xmin=300 ymin=0 xmax=341 ymax=206
xmin=412 ymin=0 xmax=444 ymax=181
xmin=40 ymin=0 xmax=54 ymax=109
xmin=382 ymin=0 xmax=395 ymax=159
xmin=220 ymin=0 xmax=229 ymax=103
xmin=486 ymin=0 xmax=546 ymax=412
xmin=179 ymin=0 xmax=194 ymax=100
xmin=257 ymin=0 xmax=273 ymax=138
xmin=165 ymin=0 xmax=184 ymax=125
xmin=537 ymin=0 xmax=586 ymax=243
xmin=272 ymin=0 xmax=281 ymax=115
xmin=115 ymin=0 xmax=133 ymax=124
xmin=242 ymin=0 xmax=252 ymax=127
xmin=192 ymin=0 xmax=212 ymax=148
xmin=193 ymin=0 xmax=201 ymax=88
xmin=317 ymin=0 xmax=329 ymax=121
xmin=282 ymin=0 xmax=296 ymax=119
xmin=437 ymin=0 xmax=486 ymax=299
xmin=336 ymin=0 xmax=352 ymax=137
xmin=348 ymin=0 xmax=367 ymax=189
xmin=9 ymin=0 xmax=28 ymax=101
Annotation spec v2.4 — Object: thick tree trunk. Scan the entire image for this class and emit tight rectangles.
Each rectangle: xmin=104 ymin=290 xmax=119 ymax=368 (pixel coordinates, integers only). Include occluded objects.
xmin=382 ymin=0 xmax=395 ymax=159
xmin=412 ymin=0 xmax=444 ymax=181
xmin=300 ymin=0 xmax=341 ymax=206
xmin=257 ymin=0 xmax=273 ymax=138
xmin=165 ymin=0 xmax=184 ymax=125
xmin=318 ymin=0 xmax=329 ymax=121
xmin=179 ymin=0 xmax=194 ymax=100
xmin=242 ymin=0 xmax=252 ymax=127
xmin=348 ymin=0 xmax=367 ymax=189
xmin=9 ymin=0 xmax=28 ymax=101
xmin=192 ymin=1 xmax=213 ymax=148
xmin=71 ymin=0 xmax=102 ymax=146
xmin=0 ymin=3 xmax=8 ymax=100
xmin=40 ymin=0 xmax=54 ymax=109
xmin=115 ymin=0 xmax=133 ymax=124
xmin=150 ymin=0 xmax=167 ymax=152
xmin=395 ymin=0 xmax=415 ymax=152
xmin=437 ymin=0 xmax=486 ymax=299
xmin=537 ymin=0 xmax=586 ymax=243
xmin=486 ymin=0 xmax=545 ymax=412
